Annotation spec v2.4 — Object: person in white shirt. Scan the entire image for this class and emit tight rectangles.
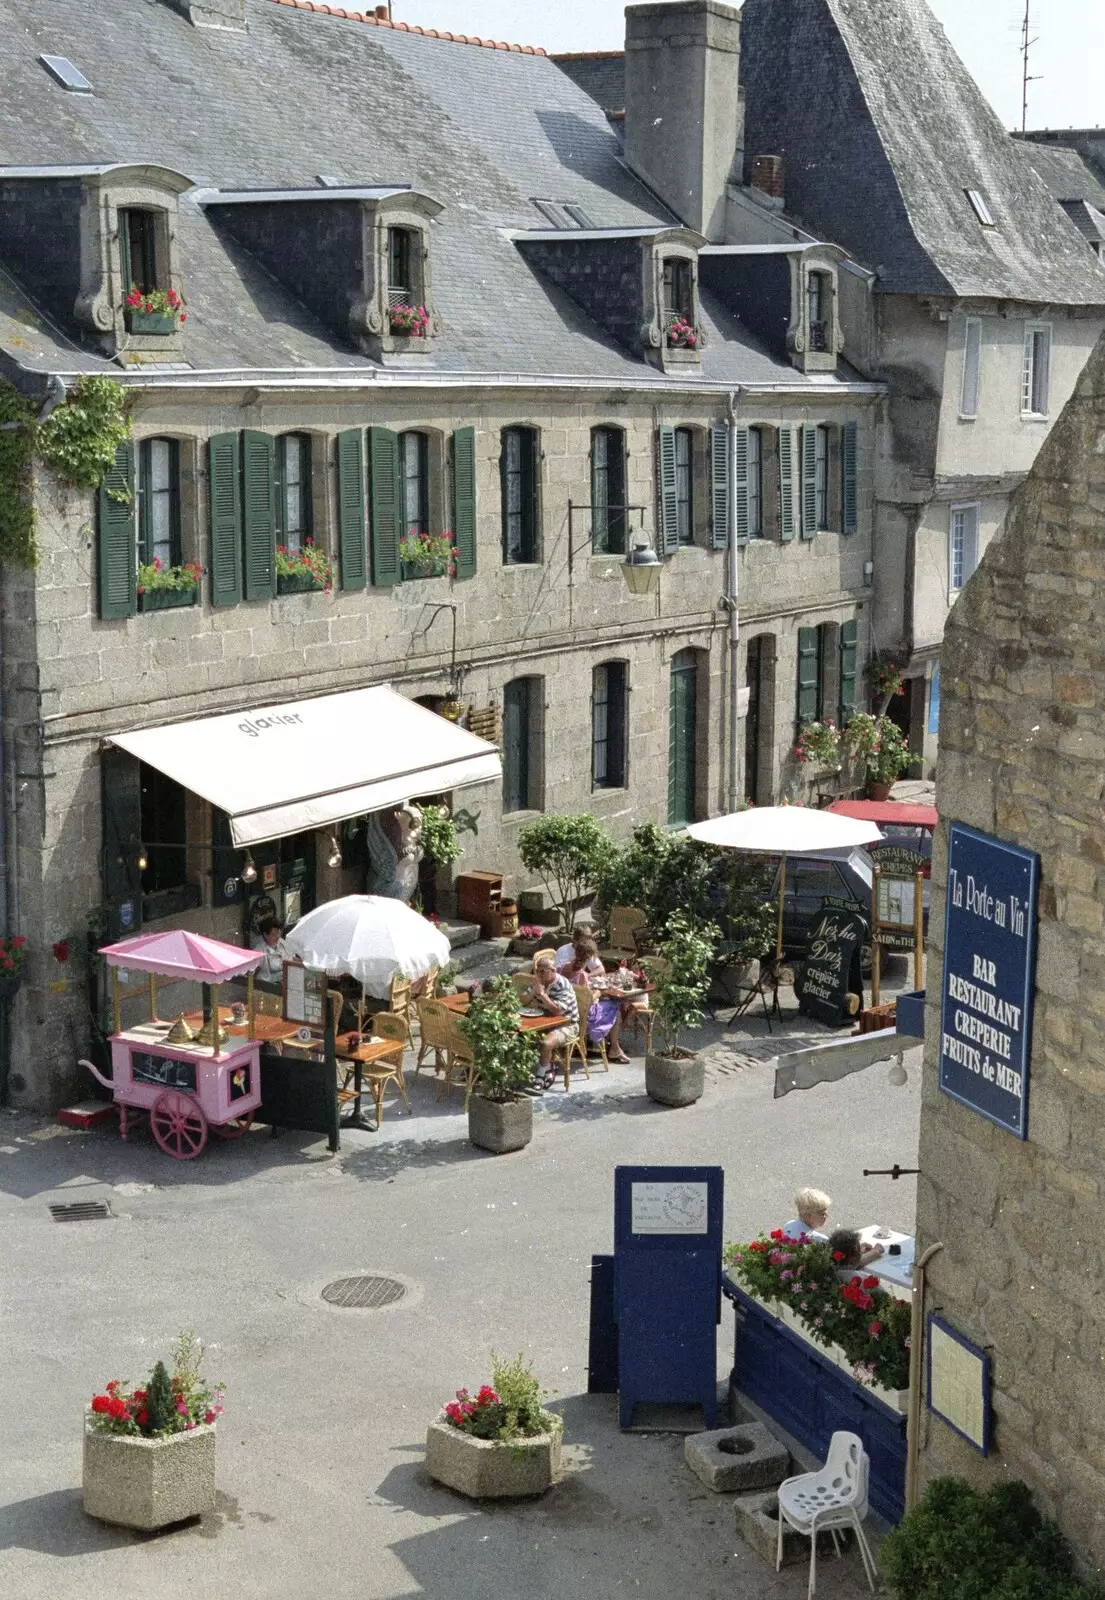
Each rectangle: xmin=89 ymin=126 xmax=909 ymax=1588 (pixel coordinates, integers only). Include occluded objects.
xmin=781 ymin=1186 xmax=832 ymax=1243
xmin=251 ymin=916 xmax=287 ymax=985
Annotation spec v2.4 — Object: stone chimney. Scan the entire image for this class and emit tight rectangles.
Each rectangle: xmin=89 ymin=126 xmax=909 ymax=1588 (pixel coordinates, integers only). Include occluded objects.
xmin=163 ymin=0 xmax=247 ymax=30
xmin=749 ymin=153 xmax=785 ymax=202
xmin=624 ymin=0 xmax=743 ymax=242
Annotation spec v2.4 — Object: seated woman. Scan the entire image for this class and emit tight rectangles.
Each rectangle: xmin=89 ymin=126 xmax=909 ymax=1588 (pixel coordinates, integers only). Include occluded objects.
xmin=828 ymin=1226 xmax=885 ymax=1275
xmin=560 ymin=936 xmax=630 ymax=1064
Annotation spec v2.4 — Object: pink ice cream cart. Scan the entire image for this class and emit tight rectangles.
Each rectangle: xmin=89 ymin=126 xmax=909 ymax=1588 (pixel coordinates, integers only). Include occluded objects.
xmin=81 ymin=930 xmax=266 ymax=1160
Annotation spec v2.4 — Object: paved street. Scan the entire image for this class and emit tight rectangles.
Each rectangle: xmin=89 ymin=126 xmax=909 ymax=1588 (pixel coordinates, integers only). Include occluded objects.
xmin=1 ymin=1003 xmax=920 ymax=1600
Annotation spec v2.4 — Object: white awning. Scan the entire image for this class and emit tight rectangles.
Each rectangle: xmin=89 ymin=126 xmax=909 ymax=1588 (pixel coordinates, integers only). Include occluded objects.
xmin=106 ymin=685 xmax=501 ymax=847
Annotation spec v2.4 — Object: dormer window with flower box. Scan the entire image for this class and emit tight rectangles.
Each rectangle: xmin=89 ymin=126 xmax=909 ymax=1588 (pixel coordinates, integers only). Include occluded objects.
xmin=697 ymin=243 xmax=845 ymax=375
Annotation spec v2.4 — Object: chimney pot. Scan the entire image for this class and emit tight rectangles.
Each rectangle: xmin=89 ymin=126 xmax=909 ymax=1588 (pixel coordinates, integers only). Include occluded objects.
xmin=375 ymin=3 xmax=391 ymax=17
xmin=750 ymin=153 xmax=785 ymax=199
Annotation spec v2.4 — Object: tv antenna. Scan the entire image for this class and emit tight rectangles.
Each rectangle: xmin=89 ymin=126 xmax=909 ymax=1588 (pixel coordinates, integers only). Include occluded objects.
xmin=1020 ymin=0 xmax=1042 ymax=133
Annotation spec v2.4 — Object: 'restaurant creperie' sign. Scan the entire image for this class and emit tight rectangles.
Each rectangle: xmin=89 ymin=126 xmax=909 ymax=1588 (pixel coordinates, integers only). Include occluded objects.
xmin=939 ymin=824 xmax=1039 ymax=1139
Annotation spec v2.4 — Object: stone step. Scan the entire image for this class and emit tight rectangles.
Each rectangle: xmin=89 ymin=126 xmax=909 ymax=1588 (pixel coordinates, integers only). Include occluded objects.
xmin=437 ymin=920 xmax=481 ymax=951
xmin=450 ymin=936 xmax=511 ymax=975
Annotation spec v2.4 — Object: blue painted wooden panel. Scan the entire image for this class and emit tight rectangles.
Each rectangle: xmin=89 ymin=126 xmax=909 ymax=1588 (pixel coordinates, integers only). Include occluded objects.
xmin=724 ymin=1281 xmax=906 ymax=1522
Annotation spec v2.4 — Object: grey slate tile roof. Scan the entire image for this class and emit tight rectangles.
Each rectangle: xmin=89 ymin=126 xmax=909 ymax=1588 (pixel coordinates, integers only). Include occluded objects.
xmin=1016 ymin=141 xmax=1105 ymax=214
xmin=0 ymin=0 xmax=844 ymax=391
xmin=739 ymin=0 xmax=1105 ymax=304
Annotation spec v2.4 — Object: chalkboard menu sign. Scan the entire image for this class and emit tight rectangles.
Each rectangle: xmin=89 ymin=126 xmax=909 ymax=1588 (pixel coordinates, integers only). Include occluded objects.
xmin=131 ymin=1051 xmax=197 ymax=1092
xmin=798 ymin=899 xmax=868 ymax=1026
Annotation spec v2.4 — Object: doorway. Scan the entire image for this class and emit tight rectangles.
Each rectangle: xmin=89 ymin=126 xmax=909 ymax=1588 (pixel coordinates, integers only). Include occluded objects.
xmin=744 ymin=634 xmax=777 ymax=806
xmin=668 ymin=649 xmax=699 ymax=825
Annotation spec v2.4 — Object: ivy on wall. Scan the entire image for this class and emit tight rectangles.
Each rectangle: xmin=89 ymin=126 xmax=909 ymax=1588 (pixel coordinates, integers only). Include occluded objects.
xmin=0 ymin=375 xmax=133 ymax=569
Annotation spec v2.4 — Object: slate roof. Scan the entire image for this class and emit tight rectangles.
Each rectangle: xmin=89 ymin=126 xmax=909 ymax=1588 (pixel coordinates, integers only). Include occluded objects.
xmin=738 ymin=0 xmax=1105 ymax=303
xmin=1016 ymin=141 xmax=1105 ymax=213
xmin=0 ymin=0 xmax=853 ymax=392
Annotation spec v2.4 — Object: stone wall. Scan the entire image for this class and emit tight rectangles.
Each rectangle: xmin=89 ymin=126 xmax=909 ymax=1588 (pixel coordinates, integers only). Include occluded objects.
xmin=915 ymin=332 xmax=1105 ymax=1563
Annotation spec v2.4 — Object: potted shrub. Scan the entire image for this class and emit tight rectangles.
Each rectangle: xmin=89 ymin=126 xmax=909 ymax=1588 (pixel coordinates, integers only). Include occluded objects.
xmin=389 ymin=302 xmax=431 ymax=338
xmin=518 ymin=813 xmax=616 ymax=937
xmin=424 ymin=1352 xmax=562 ymax=1499
xmin=645 ymin=912 xmax=718 ymax=1107
xmin=83 ymin=1331 xmax=223 ymax=1530
xmin=124 ymin=286 xmax=186 ymax=336
xmin=459 ymin=975 xmax=539 ymax=1154
xmin=667 ymin=316 xmax=699 ymax=350
xmin=510 ymin=924 xmax=547 ymax=958
xmin=138 ymin=558 xmax=201 ymax=612
xmin=399 ymin=529 xmax=454 ymax=579
xmin=794 ymin=719 xmax=842 ymax=776
xmin=276 ymin=543 xmax=333 ymax=595
xmin=0 ymin=932 xmax=27 ymax=997
xmin=845 ymin=712 xmax=910 ymax=801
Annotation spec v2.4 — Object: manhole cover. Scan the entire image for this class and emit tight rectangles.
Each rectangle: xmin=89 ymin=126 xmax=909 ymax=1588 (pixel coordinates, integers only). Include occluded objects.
xmin=49 ymin=1200 xmax=112 ymax=1223
xmin=321 ymin=1275 xmax=407 ymax=1309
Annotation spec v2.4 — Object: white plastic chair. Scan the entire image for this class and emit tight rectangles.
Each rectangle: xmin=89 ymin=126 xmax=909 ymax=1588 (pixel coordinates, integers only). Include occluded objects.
xmin=775 ymin=1430 xmax=878 ymax=1599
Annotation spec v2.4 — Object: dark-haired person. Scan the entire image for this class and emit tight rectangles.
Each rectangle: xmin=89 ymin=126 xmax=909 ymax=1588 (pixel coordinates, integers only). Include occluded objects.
xmin=250 ymin=915 xmax=287 ymax=984
xmin=828 ymin=1226 xmax=884 ymax=1276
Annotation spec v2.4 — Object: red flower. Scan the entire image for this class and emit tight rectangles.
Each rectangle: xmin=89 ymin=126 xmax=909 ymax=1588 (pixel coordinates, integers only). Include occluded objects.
xmin=769 ymin=1229 xmax=785 ymax=1242
xmin=53 ymin=940 xmax=69 ymax=963
xmin=476 ymin=1386 xmax=499 ymax=1406
xmin=868 ymin=1322 xmax=882 ymax=1338
xmin=863 ymin=1275 xmax=880 ymax=1289
xmin=108 ymin=1397 xmax=129 ymax=1420
xmin=12 ymin=936 xmax=25 ymax=947
xmin=136 ymin=1408 xmax=149 ymax=1427
xmin=91 ymin=1394 xmax=112 ymax=1414
xmin=832 ymin=1250 xmax=847 ymax=1262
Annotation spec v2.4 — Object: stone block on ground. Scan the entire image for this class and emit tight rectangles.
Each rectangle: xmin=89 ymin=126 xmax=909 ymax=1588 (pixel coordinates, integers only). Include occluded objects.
xmin=733 ymin=1489 xmax=807 ymax=1566
xmin=684 ymin=1422 xmax=791 ymax=1493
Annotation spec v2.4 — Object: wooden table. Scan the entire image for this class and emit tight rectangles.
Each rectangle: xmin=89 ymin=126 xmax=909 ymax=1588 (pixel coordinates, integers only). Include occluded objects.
xmin=183 ymin=1010 xmax=303 ymax=1048
xmin=334 ymin=1035 xmax=406 ymax=1129
xmin=437 ymin=994 xmax=561 ymax=1035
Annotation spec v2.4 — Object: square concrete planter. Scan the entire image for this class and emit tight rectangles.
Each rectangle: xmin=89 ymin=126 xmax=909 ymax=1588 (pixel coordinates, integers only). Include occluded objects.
xmin=685 ymin=1422 xmax=791 ymax=1493
xmin=424 ymin=1418 xmax=560 ymax=1498
xmin=468 ymin=1093 xmax=533 ymax=1154
xmin=83 ymin=1417 xmax=216 ymax=1530
xmin=645 ymin=1050 xmax=705 ymax=1106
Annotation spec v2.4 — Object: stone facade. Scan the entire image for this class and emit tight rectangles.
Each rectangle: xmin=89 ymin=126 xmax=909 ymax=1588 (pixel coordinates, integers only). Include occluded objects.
xmin=915 ymin=331 xmax=1105 ymax=1564
xmin=2 ymin=382 xmax=875 ymax=1108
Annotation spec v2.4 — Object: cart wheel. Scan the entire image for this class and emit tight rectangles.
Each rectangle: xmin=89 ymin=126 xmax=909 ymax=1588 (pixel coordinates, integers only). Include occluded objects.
xmin=150 ymin=1090 xmax=208 ymax=1160
xmin=212 ymin=1114 xmax=253 ymax=1140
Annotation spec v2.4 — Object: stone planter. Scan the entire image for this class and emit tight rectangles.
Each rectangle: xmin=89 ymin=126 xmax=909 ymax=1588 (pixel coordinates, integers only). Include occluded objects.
xmin=83 ymin=1418 xmax=216 ymax=1530
xmin=509 ymin=935 xmax=544 ymax=959
xmin=126 ymin=311 xmax=179 ymax=336
xmin=277 ymin=572 xmax=326 ymax=595
xmin=139 ymin=587 xmax=197 ymax=612
xmin=867 ymin=780 xmax=893 ymax=801
xmin=468 ymin=1093 xmax=533 ymax=1154
xmin=424 ymin=1417 xmax=560 ymax=1498
xmin=685 ymin=1422 xmax=790 ymax=1493
xmin=645 ymin=1050 xmax=704 ymax=1107
xmin=734 ymin=1490 xmax=827 ymax=1567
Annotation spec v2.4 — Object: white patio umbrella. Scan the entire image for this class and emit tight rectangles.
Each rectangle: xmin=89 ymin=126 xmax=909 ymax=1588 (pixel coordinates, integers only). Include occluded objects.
xmin=686 ymin=807 xmax=884 ymax=957
xmin=283 ymin=895 xmax=451 ymax=999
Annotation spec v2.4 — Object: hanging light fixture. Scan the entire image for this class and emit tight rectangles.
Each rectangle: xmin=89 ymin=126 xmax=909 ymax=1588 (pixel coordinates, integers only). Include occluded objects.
xmin=240 ymin=851 xmax=258 ymax=885
xmin=621 ymin=535 xmax=662 ymax=596
xmin=327 ymin=834 xmax=343 ymax=869
xmin=136 ymin=844 xmax=149 ymax=872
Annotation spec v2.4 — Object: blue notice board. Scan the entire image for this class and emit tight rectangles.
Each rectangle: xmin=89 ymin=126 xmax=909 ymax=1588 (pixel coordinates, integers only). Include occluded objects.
xmin=939 ymin=824 xmax=1038 ymax=1138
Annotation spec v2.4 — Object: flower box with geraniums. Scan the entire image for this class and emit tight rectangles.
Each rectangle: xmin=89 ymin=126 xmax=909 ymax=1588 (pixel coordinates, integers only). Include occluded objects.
xmin=725 ymin=1231 xmax=911 ymax=1410
xmin=459 ymin=975 xmax=540 ymax=1153
xmin=83 ymin=1331 xmax=223 ymax=1530
xmin=645 ymin=911 xmax=718 ymax=1108
xmin=399 ymin=529 xmax=455 ymax=581
xmin=389 ymin=302 xmax=431 ymax=339
xmin=424 ymin=1352 xmax=562 ymax=1499
xmin=794 ymin=719 xmax=842 ymax=777
xmin=276 ymin=543 xmax=333 ymax=595
xmin=667 ymin=316 xmax=699 ymax=350
xmin=138 ymin=558 xmax=201 ymax=612
xmin=124 ymin=286 xmax=186 ymax=336
xmin=844 ymin=712 xmax=910 ymax=800
xmin=0 ymin=932 xmax=26 ymax=996
xmin=510 ymin=924 xmax=547 ymax=958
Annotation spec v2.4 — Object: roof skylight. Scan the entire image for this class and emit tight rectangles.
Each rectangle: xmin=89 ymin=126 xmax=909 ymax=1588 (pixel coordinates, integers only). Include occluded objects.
xmin=965 ymin=188 xmax=995 ymax=227
xmin=39 ymin=55 xmax=93 ymax=93
xmin=532 ymin=198 xmax=596 ymax=230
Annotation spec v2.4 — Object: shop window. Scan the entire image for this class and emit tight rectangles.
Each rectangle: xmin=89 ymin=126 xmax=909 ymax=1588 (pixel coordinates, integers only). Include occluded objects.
xmin=590 ymin=426 xmax=627 ymax=555
xmin=276 ymin=433 xmax=312 ymax=554
xmin=500 ymin=426 xmax=539 ymax=565
xmin=138 ymin=762 xmax=199 ymax=920
xmin=592 ymin=661 xmax=628 ymax=789
xmin=503 ymin=676 xmax=543 ymax=812
xmin=136 ymin=438 xmax=180 ymax=571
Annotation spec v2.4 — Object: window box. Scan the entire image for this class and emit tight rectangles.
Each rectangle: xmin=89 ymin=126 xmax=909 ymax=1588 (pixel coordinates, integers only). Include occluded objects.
xmin=276 ymin=571 xmax=326 ymax=595
xmin=401 ymin=560 xmax=449 ymax=582
xmin=126 ymin=310 xmax=179 ymax=336
xmin=138 ymin=585 xmax=197 ymax=612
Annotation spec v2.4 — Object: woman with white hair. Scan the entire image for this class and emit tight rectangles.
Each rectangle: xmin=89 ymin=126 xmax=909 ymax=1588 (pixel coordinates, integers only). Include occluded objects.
xmin=782 ymin=1187 xmax=832 ymax=1242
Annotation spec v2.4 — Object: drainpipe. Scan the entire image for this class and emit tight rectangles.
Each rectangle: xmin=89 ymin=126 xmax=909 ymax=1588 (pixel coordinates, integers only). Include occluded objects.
xmin=724 ymin=389 xmax=742 ymax=812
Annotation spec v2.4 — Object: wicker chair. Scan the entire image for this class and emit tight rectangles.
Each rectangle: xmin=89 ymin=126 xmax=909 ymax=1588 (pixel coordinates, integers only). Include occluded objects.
xmin=435 ymin=1013 xmax=478 ymax=1109
xmin=368 ymin=1012 xmax=412 ymax=1110
xmin=416 ymin=998 xmax=453 ymax=1076
xmin=388 ymin=973 xmax=416 ymax=1047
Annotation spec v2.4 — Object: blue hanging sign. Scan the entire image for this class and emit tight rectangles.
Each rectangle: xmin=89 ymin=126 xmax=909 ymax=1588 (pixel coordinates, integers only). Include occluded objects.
xmin=939 ymin=824 xmax=1038 ymax=1138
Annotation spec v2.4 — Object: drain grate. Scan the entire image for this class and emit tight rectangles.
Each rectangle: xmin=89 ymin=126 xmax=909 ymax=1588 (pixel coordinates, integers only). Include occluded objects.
xmin=49 ymin=1200 xmax=112 ymax=1223
xmin=321 ymin=1274 xmax=406 ymax=1309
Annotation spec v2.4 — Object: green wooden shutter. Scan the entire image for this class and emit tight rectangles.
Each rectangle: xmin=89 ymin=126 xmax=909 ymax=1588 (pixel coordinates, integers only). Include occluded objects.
xmin=101 ymin=746 xmax=143 ymax=937
xmin=778 ymin=425 xmax=796 ymax=541
xmin=208 ymin=432 xmax=242 ymax=608
xmin=452 ymin=425 xmax=477 ymax=579
xmin=711 ymin=421 xmax=731 ymax=550
xmin=242 ymin=430 xmax=276 ymax=600
xmin=98 ymin=441 xmax=136 ymax=619
xmin=797 ymin=626 xmax=820 ymax=725
xmin=336 ymin=429 xmax=367 ymax=591
xmin=839 ymin=617 xmax=858 ymax=723
xmin=800 ymin=425 xmax=817 ymax=539
xmin=368 ymin=426 xmax=400 ymax=586
xmin=658 ymin=426 xmax=679 ymax=555
xmin=732 ymin=424 xmax=750 ymax=546
xmin=842 ymin=420 xmax=858 ymax=534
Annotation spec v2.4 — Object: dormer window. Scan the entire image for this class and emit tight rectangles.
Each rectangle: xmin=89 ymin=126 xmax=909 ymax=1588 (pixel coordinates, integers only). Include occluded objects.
xmin=662 ymin=257 xmax=694 ymax=325
xmin=388 ymin=227 xmax=415 ymax=304
xmin=807 ymin=271 xmax=829 ymax=353
xmin=122 ymin=209 xmax=162 ymax=295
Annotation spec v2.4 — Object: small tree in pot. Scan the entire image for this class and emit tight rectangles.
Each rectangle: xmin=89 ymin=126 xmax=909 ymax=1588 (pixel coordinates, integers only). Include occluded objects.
xmin=646 ymin=912 xmax=718 ymax=1107
xmin=518 ymin=813 xmax=615 ymax=936
xmin=459 ymin=976 xmax=539 ymax=1153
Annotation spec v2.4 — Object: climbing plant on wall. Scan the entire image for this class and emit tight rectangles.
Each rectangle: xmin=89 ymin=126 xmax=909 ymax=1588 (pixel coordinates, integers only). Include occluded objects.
xmin=0 ymin=375 xmax=133 ymax=569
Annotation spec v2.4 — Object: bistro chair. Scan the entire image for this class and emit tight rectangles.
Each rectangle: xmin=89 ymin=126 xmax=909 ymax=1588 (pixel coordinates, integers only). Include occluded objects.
xmin=546 ymin=987 xmax=589 ymax=1091
xmin=415 ymin=965 xmax=440 ymax=1001
xmin=602 ymin=906 xmax=647 ymax=962
xmin=511 ymin=972 xmax=534 ymax=1001
xmin=369 ymin=1012 xmax=412 ymax=1103
xmin=256 ymin=991 xmax=284 ymax=1018
xmin=388 ymin=973 xmax=416 ymax=1047
xmin=337 ymin=1040 xmax=408 ymax=1128
xmin=436 ymin=1013 xmax=478 ymax=1108
xmin=532 ymin=949 xmax=559 ymax=972
xmin=415 ymin=998 xmax=453 ymax=1076
xmin=776 ymin=1431 xmax=877 ymax=1600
